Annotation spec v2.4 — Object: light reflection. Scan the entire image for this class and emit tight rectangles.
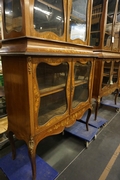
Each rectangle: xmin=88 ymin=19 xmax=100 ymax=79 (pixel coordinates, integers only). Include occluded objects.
xmin=34 ymin=6 xmax=52 ymax=16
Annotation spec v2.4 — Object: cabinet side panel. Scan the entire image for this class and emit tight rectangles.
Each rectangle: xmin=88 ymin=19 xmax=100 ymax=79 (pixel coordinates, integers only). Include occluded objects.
xmin=92 ymin=60 xmax=102 ymax=99
xmin=2 ymin=56 xmax=31 ymax=139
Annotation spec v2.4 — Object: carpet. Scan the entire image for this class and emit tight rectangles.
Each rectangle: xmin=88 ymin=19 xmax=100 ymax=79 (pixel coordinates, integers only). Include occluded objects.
xmin=0 ymin=145 xmax=58 ymax=180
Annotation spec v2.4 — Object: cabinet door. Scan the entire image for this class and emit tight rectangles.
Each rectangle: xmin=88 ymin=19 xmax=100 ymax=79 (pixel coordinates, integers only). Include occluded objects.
xmin=35 ymin=58 xmax=70 ymax=126
xmin=67 ymin=0 xmax=90 ymax=45
xmin=112 ymin=1 xmax=120 ymax=51
xmin=104 ymin=0 xmax=117 ymax=50
xmin=102 ymin=60 xmax=120 ymax=89
xmin=112 ymin=60 xmax=120 ymax=83
xmin=90 ymin=0 xmax=104 ymax=47
xmin=102 ymin=61 xmax=112 ymax=88
xmin=71 ymin=58 xmax=92 ymax=111
xmin=3 ymin=0 xmax=25 ymax=39
xmin=32 ymin=0 xmax=66 ymax=41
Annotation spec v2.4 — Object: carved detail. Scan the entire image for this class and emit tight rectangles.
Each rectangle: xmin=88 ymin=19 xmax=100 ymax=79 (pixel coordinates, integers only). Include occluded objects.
xmin=33 ymin=57 xmax=70 ymax=64
xmin=29 ymin=137 xmax=34 ymax=154
xmin=34 ymin=83 xmax=40 ymax=114
xmin=46 ymin=107 xmax=89 ymax=134
xmin=27 ymin=57 xmax=32 ymax=74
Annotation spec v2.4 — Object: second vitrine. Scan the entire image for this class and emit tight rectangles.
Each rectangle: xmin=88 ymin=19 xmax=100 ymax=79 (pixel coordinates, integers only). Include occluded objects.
xmin=92 ymin=53 xmax=120 ymax=120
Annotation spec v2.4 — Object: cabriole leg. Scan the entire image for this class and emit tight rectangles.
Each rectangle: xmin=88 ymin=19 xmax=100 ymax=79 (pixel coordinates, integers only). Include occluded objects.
xmin=28 ymin=137 xmax=36 ymax=180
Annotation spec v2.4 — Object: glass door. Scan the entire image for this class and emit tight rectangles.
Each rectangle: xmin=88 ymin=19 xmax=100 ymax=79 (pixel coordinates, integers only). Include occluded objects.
xmin=36 ymin=61 xmax=69 ymax=126
xmin=104 ymin=0 xmax=117 ymax=49
xmin=33 ymin=0 xmax=65 ymax=38
xmin=102 ymin=61 xmax=112 ymax=88
xmin=112 ymin=0 xmax=120 ymax=51
xmin=112 ymin=60 xmax=120 ymax=83
xmin=71 ymin=59 xmax=91 ymax=110
xmin=67 ymin=0 xmax=89 ymax=44
xmin=90 ymin=0 xmax=103 ymax=46
xmin=4 ymin=0 xmax=22 ymax=33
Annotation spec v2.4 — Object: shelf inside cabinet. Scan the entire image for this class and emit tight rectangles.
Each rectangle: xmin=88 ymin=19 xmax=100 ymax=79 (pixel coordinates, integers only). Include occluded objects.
xmin=104 ymin=66 xmax=111 ymax=69
xmin=105 ymin=31 xmax=111 ymax=35
xmin=103 ymin=73 xmax=110 ymax=77
xmin=70 ymin=14 xmax=85 ymax=23
xmin=40 ymin=84 xmax=65 ymax=97
xmin=74 ymin=80 xmax=88 ymax=87
xmin=91 ymin=31 xmax=100 ymax=33
xmin=37 ymin=0 xmax=62 ymax=12
xmin=92 ymin=12 xmax=102 ymax=16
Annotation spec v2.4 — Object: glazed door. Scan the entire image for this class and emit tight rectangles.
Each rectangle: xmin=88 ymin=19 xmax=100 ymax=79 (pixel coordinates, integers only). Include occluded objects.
xmin=3 ymin=0 xmax=25 ymax=39
xmin=71 ymin=58 xmax=92 ymax=113
xmin=34 ymin=58 xmax=70 ymax=127
xmin=90 ymin=0 xmax=104 ymax=47
xmin=101 ymin=60 xmax=120 ymax=90
xmin=67 ymin=0 xmax=90 ymax=45
xmin=102 ymin=61 xmax=112 ymax=89
xmin=112 ymin=0 xmax=120 ymax=51
xmin=112 ymin=60 xmax=120 ymax=83
xmin=32 ymin=0 xmax=66 ymax=41
xmin=104 ymin=0 xmax=117 ymax=50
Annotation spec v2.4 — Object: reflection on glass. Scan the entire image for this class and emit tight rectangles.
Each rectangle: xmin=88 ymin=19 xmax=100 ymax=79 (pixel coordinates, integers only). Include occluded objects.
xmin=90 ymin=0 xmax=103 ymax=46
xmin=104 ymin=0 xmax=116 ymax=47
xmin=102 ymin=61 xmax=111 ymax=88
xmin=36 ymin=62 xmax=68 ymax=125
xmin=4 ymin=0 xmax=22 ymax=33
xmin=113 ymin=61 xmax=119 ymax=83
xmin=113 ymin=1 xmax=120 ymax=50
xmin=117 ymin=1 xmax=120 ymax=22
xmin=72 ymin=61 xmax=91 ymax=108
xmin=69 ymin=0 xmax=88 ymax=41
xmin=113 ymin=24 xmax=120 ymax=50
xmin=34 ymin=0 xmax=64 ymax=36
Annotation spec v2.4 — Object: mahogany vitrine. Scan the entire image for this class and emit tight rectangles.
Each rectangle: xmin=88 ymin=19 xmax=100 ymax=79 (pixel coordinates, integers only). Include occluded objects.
xmin=90 ymin=0 xmax=120 ymax=120
xmin=0 ymin=0 xmax=95 ymax=179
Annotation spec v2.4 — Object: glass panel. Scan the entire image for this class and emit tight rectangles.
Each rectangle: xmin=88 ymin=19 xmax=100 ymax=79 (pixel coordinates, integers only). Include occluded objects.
xmin=34 ymin=0 xmax=64 ymax=36
xmin=69 ymin=0 xmax=88 ymax=41
xmin=72 ymin=61 xmax=91 ymax=108
xmin=102 ymin=61 xmax=111 ymax=88
xmin=113 ymin=61 xmax=119 ymax=83
xmin=36 ymin=62 xmax=68 ymax=126
xmin=113 ymin=24 xmax=120 ymax=50
xmin=104 ymin=0 xmax=116 ymax=47
xmin=113 ymin=1 xmax=120 ymax=50
xmin=117 ymin=1 xmax=120 ymax=22
xmin=90 ymin=0 xmax=103 ymax=46
xmin=4 ymin=0 xmax=22 ymax=33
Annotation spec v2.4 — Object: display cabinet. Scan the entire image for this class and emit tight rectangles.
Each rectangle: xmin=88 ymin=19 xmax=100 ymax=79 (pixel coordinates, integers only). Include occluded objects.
xmin=90 ymin=0 xmax=120 ymax=51
xmin=0 ymin=0 xmax=95 ymax=179
xmin=90 ymin=0 xmax=120 ymax=120
xmin=92 ymin=54 xmax=120 ymax=119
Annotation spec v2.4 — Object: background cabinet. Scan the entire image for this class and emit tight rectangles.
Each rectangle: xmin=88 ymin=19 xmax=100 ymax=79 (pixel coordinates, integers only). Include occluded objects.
xmin=92 ymin=56 xmax=120 ymax=120
xmin=90 ymin=0 xmax=120 ymax=120
xmin=90 ymin=0 xmax=120 ymax=52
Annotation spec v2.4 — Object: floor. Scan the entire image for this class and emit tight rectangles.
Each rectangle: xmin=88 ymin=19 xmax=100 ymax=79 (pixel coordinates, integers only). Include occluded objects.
xmin=0 ymin=94 xmax=120 ymax=180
